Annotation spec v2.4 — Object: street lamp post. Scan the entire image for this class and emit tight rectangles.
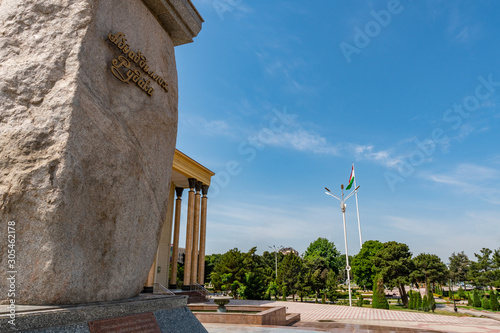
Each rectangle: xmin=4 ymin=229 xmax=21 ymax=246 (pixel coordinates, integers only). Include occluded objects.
xmin=325 ymin=184 xmax=360 ymax=307
xmin=268 ymin=245 xmax=282 ymax=279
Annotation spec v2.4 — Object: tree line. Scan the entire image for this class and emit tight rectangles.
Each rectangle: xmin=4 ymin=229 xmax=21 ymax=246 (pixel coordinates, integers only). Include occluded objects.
xmin=199 ymin=238 xmax=500 ymax=308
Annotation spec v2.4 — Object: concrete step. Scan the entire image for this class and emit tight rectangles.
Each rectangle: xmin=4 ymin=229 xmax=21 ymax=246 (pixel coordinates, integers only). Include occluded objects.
xmin=175 ymin=291 xmax=207 ymax=304
xmin=285 ymin=313 xmax=301 ymax=325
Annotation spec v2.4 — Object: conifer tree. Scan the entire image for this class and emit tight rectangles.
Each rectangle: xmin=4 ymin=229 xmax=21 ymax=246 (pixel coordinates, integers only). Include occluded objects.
xmin=473 ymin=289 xmax=481 ymax=307
xmin=428 ymin=288 xmax=436 ymax=313
xmin=372 ymin=275 xmax=389 ymax=310
xmin=416 ymin=291 xmax=422 ymax=311
xmin=482 ymin=295 xmax=490 ymax=309
xmin=422 ymin=295 xmax=429 ymax=312
xmin=408 ymin=291 xmax=414 ymax=309
xmin=490 ymin=292 xmax=499 ymax=311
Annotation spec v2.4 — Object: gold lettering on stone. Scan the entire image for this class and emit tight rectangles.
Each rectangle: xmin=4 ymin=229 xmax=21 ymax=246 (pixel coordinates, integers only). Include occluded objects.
xmin=107 ymin=32 xmax=167 ymax=97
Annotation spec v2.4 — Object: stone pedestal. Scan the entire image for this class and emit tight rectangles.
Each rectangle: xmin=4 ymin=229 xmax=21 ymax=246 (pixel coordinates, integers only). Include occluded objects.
xmin=0 ymin=295 xmax=207 ymax=333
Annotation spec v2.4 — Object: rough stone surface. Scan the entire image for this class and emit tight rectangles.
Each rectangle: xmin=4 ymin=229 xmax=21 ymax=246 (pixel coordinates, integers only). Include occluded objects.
xmin=0 ymin=295 xmax=207 ymax=332
xmin=0 ymin=0 xmax=179 ymax=304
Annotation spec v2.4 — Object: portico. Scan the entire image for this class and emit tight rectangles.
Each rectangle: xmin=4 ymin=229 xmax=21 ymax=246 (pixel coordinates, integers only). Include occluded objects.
xmin=145 ymin=149 xmax=214 ymax=291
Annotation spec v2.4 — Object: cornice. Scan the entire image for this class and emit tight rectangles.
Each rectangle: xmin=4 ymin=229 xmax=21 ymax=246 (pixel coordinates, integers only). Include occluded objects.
xmin=173 ymin=149 xmax=214 ymax=186
xmin=142 ymin=0 xmax=204 ymax=46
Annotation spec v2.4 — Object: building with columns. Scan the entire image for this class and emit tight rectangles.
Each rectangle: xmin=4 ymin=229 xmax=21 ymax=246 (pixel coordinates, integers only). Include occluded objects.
xmin=145 ymin=149 xmax=214 ymax=291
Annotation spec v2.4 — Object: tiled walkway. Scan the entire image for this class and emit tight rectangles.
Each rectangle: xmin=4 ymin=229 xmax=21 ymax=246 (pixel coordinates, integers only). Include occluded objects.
xmin=199 ymin=299 xmax=500 ymax=333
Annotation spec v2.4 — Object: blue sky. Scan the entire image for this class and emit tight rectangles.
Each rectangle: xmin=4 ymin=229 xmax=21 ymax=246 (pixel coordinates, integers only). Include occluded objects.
xmin=173 ymin=0 xmax=500 ymax=263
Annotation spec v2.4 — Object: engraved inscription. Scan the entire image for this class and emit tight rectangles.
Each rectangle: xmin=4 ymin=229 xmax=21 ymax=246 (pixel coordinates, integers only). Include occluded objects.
xmin=88 ymin=312 xmax=161 ymax=333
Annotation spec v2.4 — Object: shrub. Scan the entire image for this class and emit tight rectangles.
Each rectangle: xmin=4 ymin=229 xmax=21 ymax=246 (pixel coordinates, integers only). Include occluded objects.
xmin=458 ymin=287 xmax=465 ymax=300
xmin=428 ymin=289 xmax=436 ymax=313
xmin=371 ymin=275 xmax=389 ymax=310
xmin=468 ymin=294 xmax=473 ymax=306
xmin=322 ymin=293 xmax=326 ymax=304
xmin=482 ymin=296 xmax=490 ymax=310
xmin=422 ymin=295 xmax=429 ymax=312
xmin=408 ymin=291 xmax=415 ymax=309
xmin=416 ymin=291 xmax=422 ymax=311
xmin=356 ymin=294 xmax=364 ymax=307
xmin=490 ymin=292 xmax=499 ymax=311
xmin=473 ymin=290 xmax=481 ymax=307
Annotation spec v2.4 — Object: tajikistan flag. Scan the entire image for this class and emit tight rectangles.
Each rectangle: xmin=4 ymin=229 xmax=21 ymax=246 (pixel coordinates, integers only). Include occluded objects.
xmin=346 ymin=164 xmax=355 ymax=190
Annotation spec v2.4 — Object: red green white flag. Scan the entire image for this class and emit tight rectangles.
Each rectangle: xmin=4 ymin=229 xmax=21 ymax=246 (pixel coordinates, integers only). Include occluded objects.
xmin=346 ymin=164 xmax=355 ymax=190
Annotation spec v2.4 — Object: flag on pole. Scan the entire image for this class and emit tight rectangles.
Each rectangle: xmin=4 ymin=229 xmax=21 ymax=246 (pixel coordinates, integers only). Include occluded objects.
xmin=346 ymin=164 xmax=355 ymax=190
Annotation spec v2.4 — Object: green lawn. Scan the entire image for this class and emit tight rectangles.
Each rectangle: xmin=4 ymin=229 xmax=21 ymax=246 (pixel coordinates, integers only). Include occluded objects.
xmin=385 ymin=304 xmax=474 ymax=317
xmin=456 ymin=305 xmax=499 ymax=313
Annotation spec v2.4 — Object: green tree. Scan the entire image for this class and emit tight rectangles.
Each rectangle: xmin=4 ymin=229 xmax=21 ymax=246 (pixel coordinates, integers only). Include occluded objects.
xmin=210 ymin=248 xmax=246 ymax=291
xmin=492 ymin=248 xmax=500 ymax=288
xmin=469 ymin=248 xmax=494 ymax=288
xmin=204 ymin=253 xmax=222 ymax=284
xmin=449 ymin=251 xmax=470 ymax=285
xmin=282 ymin=286 xmax=288 ymax=301
xmin=277 ymin=252 xmax=303 ymax=301
xmin=303 ymin=256 xmax=329 ymax=299
xmin=351 ymin=240 xmax=383 ymax=291
xmin=411 ymin=253 xmax=447 ymax=293
xmin=325 ymin=270 xmax=339 ymax=303
xmin=266 ymin=281 xmax=278 ymax=300
xmin=231 ymin=280 xmax=241 ymax=298
xmin=260 ymin=250 xmax=284 ymax=286
xmin=239 ymin=271 xmax=266 ymax=300
xmin=211 ymin=247 xmax=267 ymax=299
xmin=372 ymin=275 xmax=389 ymax=310
xmin=373 ymin=241 xmax=414 ymax=307
xmin=221 ymin=273 xmax=233 ymax=295
xmin=304 ymin=238 xmax=341 ymax=273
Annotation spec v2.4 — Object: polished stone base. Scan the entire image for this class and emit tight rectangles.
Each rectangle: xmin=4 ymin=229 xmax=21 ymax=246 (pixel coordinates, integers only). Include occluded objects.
xmin=0 ymin=294 xmax=207 ymax=333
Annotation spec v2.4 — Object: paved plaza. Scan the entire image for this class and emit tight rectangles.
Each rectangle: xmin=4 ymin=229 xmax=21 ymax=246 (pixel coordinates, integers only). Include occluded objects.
xmin=199 ymin=299 xmax=500 ymax=333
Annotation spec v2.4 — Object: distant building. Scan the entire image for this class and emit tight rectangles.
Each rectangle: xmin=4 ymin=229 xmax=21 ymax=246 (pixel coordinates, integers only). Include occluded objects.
xmin=279 ymin=247 xmax=299 ymax=256
xmin=171 ymin=245 xmax=185 ymax=264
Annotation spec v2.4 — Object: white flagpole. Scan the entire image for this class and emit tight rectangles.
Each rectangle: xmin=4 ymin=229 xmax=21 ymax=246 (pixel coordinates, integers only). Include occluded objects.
xmin=353 ymin=163 xmax=363 ymax=248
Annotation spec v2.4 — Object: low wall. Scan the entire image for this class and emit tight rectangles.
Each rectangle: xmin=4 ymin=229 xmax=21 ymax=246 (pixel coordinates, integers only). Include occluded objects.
xmin=188 ymin=305 xmax=287 ymax=326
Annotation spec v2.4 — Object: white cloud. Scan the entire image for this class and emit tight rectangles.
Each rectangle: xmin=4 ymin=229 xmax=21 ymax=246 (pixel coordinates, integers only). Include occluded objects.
xmin=179 ymin=115 xmax=235 ymax=138
xmin=446 ymin=7 xmax=481 ymax=44
xmin=382 ymin=211 xmax=500 ymax=260
xmin=349 ymin=144 xmax=404 ymax=169
xmin=205 ymin=200 xmax=325 ymax=253
xmin=425 ymin=163 xmax=500 ymax=205
xmin=254 ymin=128 xmax=339 ymax=155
